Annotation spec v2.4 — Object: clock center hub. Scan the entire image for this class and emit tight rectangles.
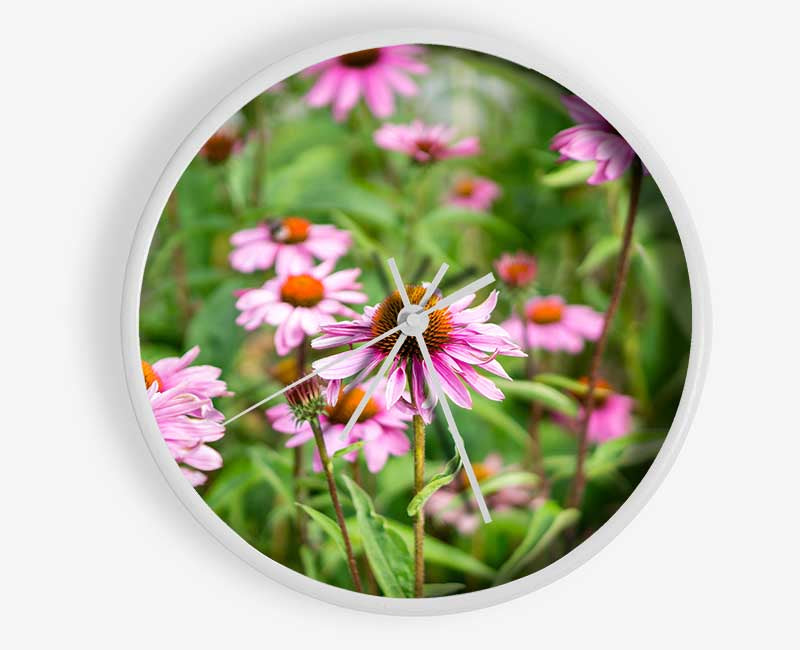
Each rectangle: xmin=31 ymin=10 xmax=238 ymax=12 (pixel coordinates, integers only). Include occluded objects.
xmin=397 ymin=305 xmax=429 ymax=336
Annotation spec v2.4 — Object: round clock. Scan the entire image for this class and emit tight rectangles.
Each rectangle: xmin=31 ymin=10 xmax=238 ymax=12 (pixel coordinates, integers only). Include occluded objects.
xmin=122 ymin=31 xmax=709 ymax=614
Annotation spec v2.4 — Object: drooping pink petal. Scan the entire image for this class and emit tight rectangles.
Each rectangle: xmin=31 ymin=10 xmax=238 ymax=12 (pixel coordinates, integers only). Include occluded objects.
xmin=386 ymin=362 xmax=406 ymax=408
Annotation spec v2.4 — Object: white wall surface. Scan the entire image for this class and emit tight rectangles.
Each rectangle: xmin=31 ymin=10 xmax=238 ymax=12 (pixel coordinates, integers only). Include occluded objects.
xmin=2 ymin=1 xmax=798 ymax=647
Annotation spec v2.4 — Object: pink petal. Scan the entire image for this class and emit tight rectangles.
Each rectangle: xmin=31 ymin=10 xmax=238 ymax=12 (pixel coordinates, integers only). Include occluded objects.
xmin=363 ymin=69 xmax=394 ymax=118
xmin=307 ymin=67 xmax=344 ymax=107
xmin=432 ymin=355 xmax=472 ymax=408
xmin=332 ymin=70 xmax=362 ymax=121
xmin=386 ymin=362 xmax=406 ymax=407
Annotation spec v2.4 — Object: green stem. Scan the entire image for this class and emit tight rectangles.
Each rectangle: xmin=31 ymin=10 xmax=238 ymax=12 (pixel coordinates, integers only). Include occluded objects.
xmin=293 ymin=341 xmax=309 ymax=548
xmin=309 ymin=417 xmax=363 ymax=592
xmin=568 ymin=158 xmax=643 ymax=509
xmin=411 ymin=402 xmax=426 ymax=597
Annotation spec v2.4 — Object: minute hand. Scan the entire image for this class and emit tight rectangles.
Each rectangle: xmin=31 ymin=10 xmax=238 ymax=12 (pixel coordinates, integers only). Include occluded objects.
xmin=414 ymin=334 xmax=492 ymax=524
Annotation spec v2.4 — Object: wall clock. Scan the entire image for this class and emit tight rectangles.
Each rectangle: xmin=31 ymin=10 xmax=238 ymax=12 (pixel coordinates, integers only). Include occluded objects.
xmin=122 ymin=30 xmax=709 ymax=614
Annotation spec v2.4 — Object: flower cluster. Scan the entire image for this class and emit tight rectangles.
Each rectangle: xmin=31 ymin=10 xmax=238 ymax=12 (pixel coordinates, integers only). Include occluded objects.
xmin=143 ymin=347 xmax=231 ymax=486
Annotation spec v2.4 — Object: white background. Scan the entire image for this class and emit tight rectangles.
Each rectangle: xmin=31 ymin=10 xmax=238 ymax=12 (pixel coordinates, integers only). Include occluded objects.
xmin=2 ymin=0 xmax=798 ymax=647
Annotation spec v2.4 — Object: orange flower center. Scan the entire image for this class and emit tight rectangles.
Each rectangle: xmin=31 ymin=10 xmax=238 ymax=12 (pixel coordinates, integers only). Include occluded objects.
xmin=325 ymin=387 xmax=380 ymax=424
xmin=280 ymin=274 xmax=325 ymax=307
xmin=371 ymin=286 xmax=453 ymax=358
xmin=527 ymin=299 xmax=564 ymax=324
xmin=454 ymin=178 xmax=475 ymax=197
xmin=273 ymin=216 xmax=311 ymax=244
xmin=339 ymin=48 xmax=381 ymax=68
xmin=142 ymin=360 xmax=162 ymax=390
xmin=505 ymin=262 xmax=533 ymax=285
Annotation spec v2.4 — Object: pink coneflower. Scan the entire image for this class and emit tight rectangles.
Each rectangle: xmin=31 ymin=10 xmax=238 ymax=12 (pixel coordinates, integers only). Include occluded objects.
xmin=149 ymin=346 xmax=231 ymax=414
xmin=267 ymin=380 xmax=411 ymax=473
xmin=560 ymin=378 xmax=634 ymax=443
xmin=502 ymin=295 xmax=603 ymax=354
xmin=311 ymin=286 xmax=524 ymax=423
xmin=374 ymin=121 xmax=480 ymax=163
xmin=494 ymin=252 xmax=537 ymax=289
xmin=426 ymin=454 xmax=534 ymax=534
xmin=446 ymin=176 xmax=500 ymax=211
xmin=235 ymin=260 xmax=367 ymax=355
xmin=550 ymin=95 xmax=637 ymax=185
xmin=199 ymin=114 xmax=244 ymax=164
xmin=229 ymin=217 xmax=352 ymax=275
xmin=305 ymin=46 xmax=428 ymax=121
xmin=143 ymin=363 xmax=225 ymax=487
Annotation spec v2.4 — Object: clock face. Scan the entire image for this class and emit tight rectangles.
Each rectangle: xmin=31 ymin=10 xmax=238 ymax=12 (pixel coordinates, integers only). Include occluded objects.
xmin=136 ymin=42 xmax=693 ymax=605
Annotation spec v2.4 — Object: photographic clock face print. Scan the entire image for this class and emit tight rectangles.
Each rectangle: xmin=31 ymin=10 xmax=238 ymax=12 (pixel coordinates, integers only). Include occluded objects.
xmin=137 ymin=43 xmax=692 ymax=599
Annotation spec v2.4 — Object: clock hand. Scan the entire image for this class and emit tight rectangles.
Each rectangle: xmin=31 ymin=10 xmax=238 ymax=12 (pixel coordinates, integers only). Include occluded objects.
xmin=414 ymin=333 xmax=492 ymax=524
xmin=384 ymin=261 xmax=492 ymax=523
xmin=223 ymin=271 xmax=494 ymax=425
xmin=418 ymin=263 xmax=449 ymax=306
xmin=384 ymin=259 xmax=494 ymax=524
xmin=432 ymin=272 xmax=494 ymax=312
xmin=387 ymin=259 xmax=450 ymax=309
xmin=337 ymin=333 xmax=407 ymax=444
xmin=223 ymin=323 xmax=404 ymax=425
xmin=387 ymin=258 xmax=411 ymax=307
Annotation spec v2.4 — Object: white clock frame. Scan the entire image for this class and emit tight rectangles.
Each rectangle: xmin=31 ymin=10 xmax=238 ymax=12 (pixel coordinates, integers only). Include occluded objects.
xmin=121 ymin=28 xmax=711 ymax=616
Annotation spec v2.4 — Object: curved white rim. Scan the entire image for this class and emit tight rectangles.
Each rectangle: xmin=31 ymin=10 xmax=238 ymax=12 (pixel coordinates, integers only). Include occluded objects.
xmin=121 ymin=28 xmax=712 ymax=616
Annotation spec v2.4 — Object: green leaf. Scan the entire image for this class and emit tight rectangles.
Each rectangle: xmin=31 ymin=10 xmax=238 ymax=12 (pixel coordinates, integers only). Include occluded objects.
xmin=296 ymin=503 xmax=347 ymax=560
xmin=539 ymin=161 xmax=595 ymax=187
xmin=299 ymin=546 xmax=319 ymax=582
xmin=341 ymin=516 xmax=496 ymax=581
xmin=247 ymin=447 xmax=293 ymax=503
xmin=493 ymin=502 xmax=580 ymax=585
xmin=423 ymin=583 xmax=465 ymax=597
xmin=204 ymin=458 xmax=262 ymax=513
xmin=383 ymin=521 xmax=495 ymax=581
xmin=479 ymin=471 xmax=540 ymax=496
xmin=471 ymin=397 xmax=529 ymax=446
xmin=577 ymin=235 xmax=621 ymax=276
xmin=406 ymin=453 xmax=462 ymax=517
xmin=184 ymin=279 xmax=248 ymax=373
xmin=343 ymin=476 xmax=414 ymax=598
xmin=534 ymin=373 xmax=612 ymax=400
xmin=587 ymin=431 xmax=665 ymax=476
xmin=493 ymin=379 xmax=579 ymax=416
xmin=332 ymin=440 xmax=364 ymax=459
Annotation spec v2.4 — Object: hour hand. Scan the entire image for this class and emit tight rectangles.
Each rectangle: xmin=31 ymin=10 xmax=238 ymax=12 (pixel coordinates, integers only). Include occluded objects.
xmin=414 ymin=333 xmax=492 ymax=523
